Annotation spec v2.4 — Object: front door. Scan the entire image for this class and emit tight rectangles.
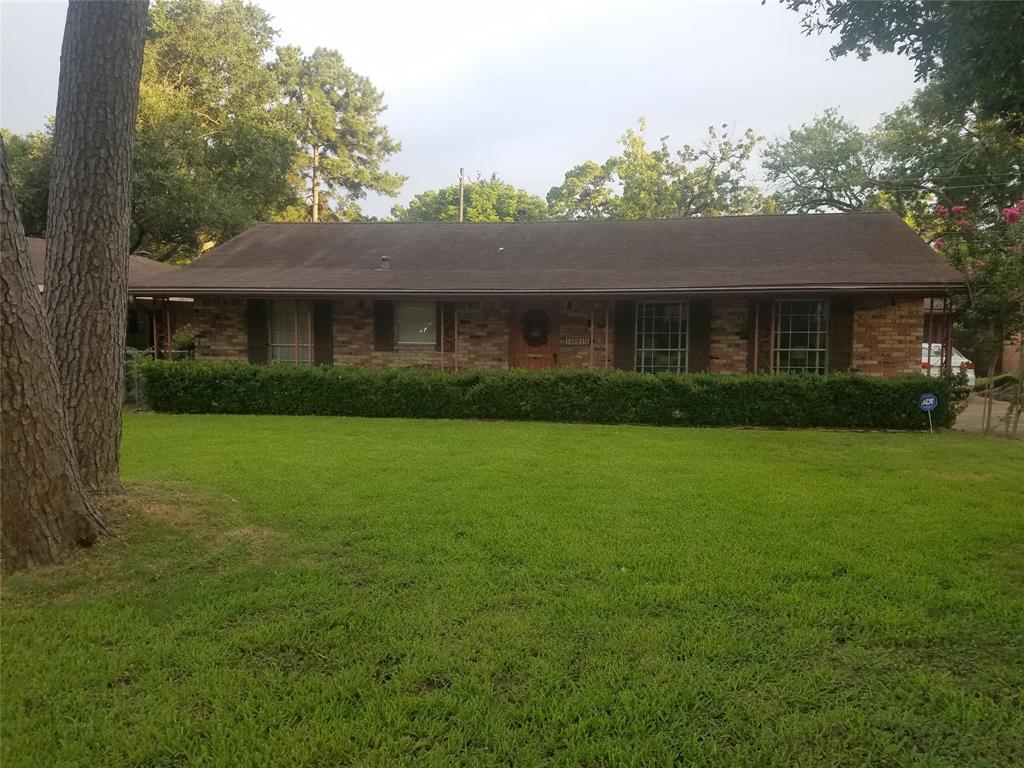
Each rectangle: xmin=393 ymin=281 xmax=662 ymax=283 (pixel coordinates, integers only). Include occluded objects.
xmin=512 ymin=304 xmax=558 ymax=369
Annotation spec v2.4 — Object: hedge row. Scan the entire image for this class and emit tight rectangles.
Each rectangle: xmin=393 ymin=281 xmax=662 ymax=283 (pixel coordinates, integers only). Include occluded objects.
xmin=140 ymin=360 xmax=956 ymax=430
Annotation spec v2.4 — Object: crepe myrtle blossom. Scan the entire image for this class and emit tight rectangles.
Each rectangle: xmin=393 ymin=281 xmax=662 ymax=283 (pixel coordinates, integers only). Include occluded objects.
xmin=954 ymin=219 xmax=971 ymax=230
xmin=933 ymin=238 xmax=945 ymax=251
xmin=951 ymin=205 xmax=967 ymax=216
xmin=934 ymin=204 xmax=949 ymax=218
xmin=1006 ymin=206 xmax=1022 ymax=224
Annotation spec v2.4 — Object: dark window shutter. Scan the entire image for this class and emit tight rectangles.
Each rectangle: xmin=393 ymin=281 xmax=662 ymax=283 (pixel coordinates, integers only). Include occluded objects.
xmin=687 ymin=300 xmax=712 ymax=372
xmin=246 ymin=299 xmax=269 ymax=364
xmin=373 ymin=300 xmax=394 ymax=351
xmin=313 ymin=300 xmax=334 ymax=365
xmin=828 ymin=297 xmax=854 ymax=372
xmin=613 ymin=301 xmax=636 ymax=370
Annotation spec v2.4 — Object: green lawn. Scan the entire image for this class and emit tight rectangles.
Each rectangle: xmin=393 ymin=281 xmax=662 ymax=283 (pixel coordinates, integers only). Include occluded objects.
xmin=3 ymin=415 xmax=1023 ymax=767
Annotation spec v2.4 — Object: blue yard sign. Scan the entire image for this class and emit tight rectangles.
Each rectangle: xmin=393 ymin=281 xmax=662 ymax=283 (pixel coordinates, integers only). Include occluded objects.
xmin=919 ymin=392 xmax=938 ymax=433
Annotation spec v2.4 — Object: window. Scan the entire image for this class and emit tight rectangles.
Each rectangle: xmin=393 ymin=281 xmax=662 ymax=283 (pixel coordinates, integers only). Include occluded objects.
xmin=395 ymin=301 xmax=436 ymax=346
xmin=635 ymin=302 xmax=688 ymax=373
xmin=774 ymin=299 xmax=829 ymax=374
xmin=268 ymin=300 xmax=312 ymax=365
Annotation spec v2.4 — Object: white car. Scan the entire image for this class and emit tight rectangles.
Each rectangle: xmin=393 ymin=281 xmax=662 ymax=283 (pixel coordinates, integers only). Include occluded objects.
xmin=921 ymin=342 xmax=976 ymax=386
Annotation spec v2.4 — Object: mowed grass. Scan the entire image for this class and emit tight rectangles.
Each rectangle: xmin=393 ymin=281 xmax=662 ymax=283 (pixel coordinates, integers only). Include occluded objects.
xmin=3 ymin=415 xmax=1023 ymax=767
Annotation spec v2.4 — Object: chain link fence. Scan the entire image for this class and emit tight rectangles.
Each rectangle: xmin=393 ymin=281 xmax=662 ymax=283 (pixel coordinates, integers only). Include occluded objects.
xmin=125 ymin=347 xmax=193 ymax=404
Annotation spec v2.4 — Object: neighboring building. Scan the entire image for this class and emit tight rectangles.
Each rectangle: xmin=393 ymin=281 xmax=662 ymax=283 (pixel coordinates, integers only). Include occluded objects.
xmin=133 ymin=213 xmax=964 ymax=377
xmin=1001 ymin=336 xmax=1022 ymax=375
xmin=27 ymin=237 xmax=192 ymax=350
xmin=922 ymin=298 xmax=1023 ymax=376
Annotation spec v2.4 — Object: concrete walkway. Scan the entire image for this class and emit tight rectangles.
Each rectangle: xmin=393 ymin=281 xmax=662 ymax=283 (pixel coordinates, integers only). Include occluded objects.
xmin=954 ymin=394 xmax=1023 ymax=440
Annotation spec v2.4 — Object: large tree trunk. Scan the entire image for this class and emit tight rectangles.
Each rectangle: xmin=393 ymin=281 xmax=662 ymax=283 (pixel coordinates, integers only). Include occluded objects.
xmin=45 ymin=0 xmax=148 ymax=493
xmin=1 ymin=141 xmax=108 ymax=572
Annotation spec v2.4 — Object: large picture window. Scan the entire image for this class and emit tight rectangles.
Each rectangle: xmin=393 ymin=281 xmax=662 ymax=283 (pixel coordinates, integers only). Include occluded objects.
xmin=774 ymin=299 xmax=829 ymax=374
xmin=394 ymin=301 xmax=436 ymax=346
xmin=635 ymin=302 xmax=688 ymax=373
xmin=268 ymin=300 xmax=312 ymax=365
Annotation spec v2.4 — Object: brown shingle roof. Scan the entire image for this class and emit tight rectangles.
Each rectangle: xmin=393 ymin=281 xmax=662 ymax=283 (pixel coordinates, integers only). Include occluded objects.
xmin=27 ymin=237 xmax=177 ymax=291
xmin=133 ymin=213 xmax=964 ymax=297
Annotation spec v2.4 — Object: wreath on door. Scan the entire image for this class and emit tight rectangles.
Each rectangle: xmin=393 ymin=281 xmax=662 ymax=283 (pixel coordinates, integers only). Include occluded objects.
xmin=521 ymin=309 xmax=552 ymax=347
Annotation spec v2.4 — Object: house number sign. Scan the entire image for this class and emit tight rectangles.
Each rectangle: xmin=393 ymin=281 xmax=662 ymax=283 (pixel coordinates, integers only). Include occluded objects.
xmin=563 ymin=337 xmax=591 ymax=346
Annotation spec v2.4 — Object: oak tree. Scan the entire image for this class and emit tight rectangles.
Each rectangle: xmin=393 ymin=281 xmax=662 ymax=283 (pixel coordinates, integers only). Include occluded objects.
xmin=393 ymin=174 xmax=548 ymax=222
xmin=781 ymin=0 xmax=1024 ymax=131
xmin=134 ymin=0 xmax=297 ymax=259
xmin=762 ymin=109 xmax=883 ymax=213
xmin=547 ymin=120 xmax=769 ymax=220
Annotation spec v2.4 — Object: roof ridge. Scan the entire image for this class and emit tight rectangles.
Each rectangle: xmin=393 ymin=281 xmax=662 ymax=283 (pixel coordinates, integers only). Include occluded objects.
xmin=257 ymin=211 xmax=900 ymax=226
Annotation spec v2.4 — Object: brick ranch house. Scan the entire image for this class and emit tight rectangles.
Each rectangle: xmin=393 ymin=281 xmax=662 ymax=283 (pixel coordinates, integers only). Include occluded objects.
xmin=133 ymin=213 xmax=964 ymax=378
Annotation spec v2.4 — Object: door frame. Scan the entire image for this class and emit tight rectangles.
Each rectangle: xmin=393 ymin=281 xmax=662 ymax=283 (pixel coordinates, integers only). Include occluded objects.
xmin=509 ymin=302 xmax=559 ymax=369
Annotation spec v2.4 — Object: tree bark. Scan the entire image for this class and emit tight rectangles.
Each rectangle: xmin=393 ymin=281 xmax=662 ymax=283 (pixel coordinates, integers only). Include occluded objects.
xmin=311 ymin=144 xmax=320 ymax=222
xmin=1011 ymin=345 xmax=1023 ymax=436
xmin=1 ymin=140 xmax=109 ymax=572
xmin=45 ymin=0 xmax=148 ymax=493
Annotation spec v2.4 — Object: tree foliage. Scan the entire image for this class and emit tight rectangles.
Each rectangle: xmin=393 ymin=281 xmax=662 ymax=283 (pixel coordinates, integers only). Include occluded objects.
xmin=764 ymin=90 xmax=1023 ymax=220
xmin=872 ymin=88 xmax=1024 ymax=223
xmin=782 ymin=0 xmax=1024 ymax=130
xmin=3 ymin=0 xmax=404 ymax=260
xmin=762 ymin=109 xmax=883 ymax=213
xmin=930 ymin=200 xmax=1024 ymax=434
xmin=133 ymin=0 xmax=298 ymax=259
xmin=547 ymin=120 xmax=769 ymax=220
xmin=545 ymin=161 xmax=615 ymax=220
xmin=393 ymin=175 xmax=548 ymax=222
xmin=0 ymin=124 xmax=53 ymax=237
xmin=274 ymin=46 xmax=404 ymax=223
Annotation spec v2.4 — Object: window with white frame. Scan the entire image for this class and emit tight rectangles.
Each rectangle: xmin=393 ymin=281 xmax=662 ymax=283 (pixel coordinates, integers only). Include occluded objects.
xmin=268 ymin=299 xmax=312 ymax=365
xmin=635 ymin=302 xmax=688 ymax=373
xmin=773 ymin=299 xmax=829 ymax=374
xmin=394 ymin=301 xmax=436 ymax=346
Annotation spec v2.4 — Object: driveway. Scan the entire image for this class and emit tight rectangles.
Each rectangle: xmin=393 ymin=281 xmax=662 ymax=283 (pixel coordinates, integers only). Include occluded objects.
xmin=954 ymin=394 xmax=1023 ymax=440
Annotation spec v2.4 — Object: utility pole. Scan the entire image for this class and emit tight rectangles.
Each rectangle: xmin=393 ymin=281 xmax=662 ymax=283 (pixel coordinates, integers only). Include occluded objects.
xmin=311 ymin=145 xmax=320 ymax=222
xmin=458 ymin=167 xmax=465 ymax=223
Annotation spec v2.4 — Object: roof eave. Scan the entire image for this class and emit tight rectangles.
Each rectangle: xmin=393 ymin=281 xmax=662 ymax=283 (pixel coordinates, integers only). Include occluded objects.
xmin=130 ymin=281 xmax=967 ymax=299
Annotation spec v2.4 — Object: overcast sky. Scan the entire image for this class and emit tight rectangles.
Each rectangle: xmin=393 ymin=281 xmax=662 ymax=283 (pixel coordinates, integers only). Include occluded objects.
xmin=1 ymin=0 xmax=920 ymax=218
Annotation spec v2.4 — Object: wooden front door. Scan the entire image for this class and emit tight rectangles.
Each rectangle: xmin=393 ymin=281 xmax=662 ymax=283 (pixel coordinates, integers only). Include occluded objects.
xmin=512 ymin=304 xmax=558 ymax=369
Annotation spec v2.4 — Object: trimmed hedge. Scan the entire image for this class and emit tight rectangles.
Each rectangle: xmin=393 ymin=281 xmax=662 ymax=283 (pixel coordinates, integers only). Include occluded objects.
xmin=140 ymin=360 xmax=957 ymax=430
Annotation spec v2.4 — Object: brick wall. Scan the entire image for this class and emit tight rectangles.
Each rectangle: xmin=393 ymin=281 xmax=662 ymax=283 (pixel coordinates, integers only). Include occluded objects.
xmin=556 ymin=301 xmax=614 ymax=369
xmin=999 ymin=335 xmax=1021 ymax=375
xmin=192 ymin=295 xmax=924 ymax=378
xmin=193 ymin=298 xmax=248 ymax=361
xmin=852 ymin=297 xmax=923 ymax=377
xmin=708 ymin=299 xmax=749 ymax=374
xmin=329 ymin=300 xmax=512 ymax=369
xmin=193 ymin=298 xmax=618 ymax=371
xmin=449 ymin=301 xmax=510 ymax=370
xmin=330 ymin=300 xmax=433 ymax=368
